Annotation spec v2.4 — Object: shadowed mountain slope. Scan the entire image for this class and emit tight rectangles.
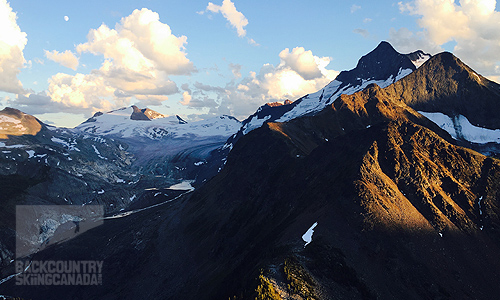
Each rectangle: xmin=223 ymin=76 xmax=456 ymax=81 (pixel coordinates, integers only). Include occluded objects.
xmin=168 ymin=84 xmax=500 ymax=299
xmin=385 ymin=52 xmax=500 ymax=129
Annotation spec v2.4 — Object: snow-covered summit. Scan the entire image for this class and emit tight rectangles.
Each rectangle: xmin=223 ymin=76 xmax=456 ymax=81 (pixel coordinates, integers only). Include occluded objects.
xmin=75 ymin=106 xmax=241 ymax=140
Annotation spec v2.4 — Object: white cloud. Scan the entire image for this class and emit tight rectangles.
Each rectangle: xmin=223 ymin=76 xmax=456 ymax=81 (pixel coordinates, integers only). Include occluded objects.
xmin=205 ymin=0 xmax=249 ymax=37
xmin=44 ymin=50 xmax=79 ymax=70
xmin=11 ymin=8 xmax=193 ymax=117
xmin=48 ymin=72 xmax=118 ymax=111
xmin=181 ymin=47 xmax=339 ymax=119
xmin=351 ymin=4 xmax=361 ymax=13
xmin=248 ymin=38 xmax=260 ymax=46
xmin=363 ymin=18 xmax=373 ymax=23
xmin=389 ymin=27 xmax=443 ymax=54
xmin=181 ymin=83 xmax=192 ymax=93
xmin=76 ymin=8 xmax=194 ymax=75
xmin=0 ymin=0 xmax=27 ymax=94
xmin=180 ymin=91 xmax=218 ymax=108
xmin=229 ymin=63 xmax=242 ymax=78
xmin=353 ymin=28 xmax=370 ymax=38
xmin=278 ymin=47 xmax=328 ymax=80
xmin=180 ymin=91 xmax=192 ymax=105
xmin=395 ymin=0 xmax=500 ymax=78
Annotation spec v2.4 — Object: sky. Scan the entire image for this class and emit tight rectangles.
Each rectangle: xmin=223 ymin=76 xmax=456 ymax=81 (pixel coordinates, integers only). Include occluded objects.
xmin=1 ymin=0 xmax=500 ymax=127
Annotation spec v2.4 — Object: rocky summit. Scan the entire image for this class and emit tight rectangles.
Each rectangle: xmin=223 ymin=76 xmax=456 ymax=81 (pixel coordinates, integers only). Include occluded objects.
xmin=2 ymin=42 xmax=500 ymax=300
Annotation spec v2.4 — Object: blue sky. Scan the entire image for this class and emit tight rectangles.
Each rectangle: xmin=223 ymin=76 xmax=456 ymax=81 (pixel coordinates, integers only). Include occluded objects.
xmin=1 ymin=0 xmax=500 ymax=127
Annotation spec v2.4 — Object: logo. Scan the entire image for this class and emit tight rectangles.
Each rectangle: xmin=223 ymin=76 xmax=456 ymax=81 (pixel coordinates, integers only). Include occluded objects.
xmin=15 ymin=260 xmax=103 ymax=286
xmin=15 ymin=205 xmax=105 ymax=286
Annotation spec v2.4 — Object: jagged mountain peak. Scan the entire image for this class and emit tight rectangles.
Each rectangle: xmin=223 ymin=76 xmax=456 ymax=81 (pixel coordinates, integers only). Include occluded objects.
xmin=415 ymin=51 xmax=490 ymax=85
xmin=355 ymin=41 xmax=400 ymax=67
xmin=385 ymin=51 xmax=500 ymax=129
xmin=130 ymin=105 xmax=166 ymax=121
xmin=176 ymin=115 xmax=188 ymax=124
xmin=336 ymin=41 xmax=416 ymax=85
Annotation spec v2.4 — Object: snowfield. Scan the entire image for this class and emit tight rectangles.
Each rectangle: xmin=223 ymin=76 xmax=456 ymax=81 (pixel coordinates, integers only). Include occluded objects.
xmin=419 ymin=111 xmax=500 ymax=144
xmin=75 ymin=107 xmax=241 ymax=140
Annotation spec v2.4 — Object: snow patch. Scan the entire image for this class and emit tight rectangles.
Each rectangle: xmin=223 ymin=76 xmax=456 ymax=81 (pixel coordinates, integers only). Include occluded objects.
xmin=243 ymin=115 xmax=271 ymax=135
xmin=222 ymin=142 xmax=233 ymax=150
xmin=0 ymin=143 xmax=26 ymax=148
xmin=478 ymin=196 xmax=483 ymax=216
xmin=51 ymin=137 xmax=80 ymax=151
xmin=302 ymin=222 xmax=318 ymax=247
xmin=411 ymin=53 xmax=431 ymax=68
xmin=168 ymin=180 xmax=195 ymax=191
xmin=0 ymin=115 xmax=26 ymax=132
xmin=419 ymin=111 xmax=500 ymax=144
xmin=26 ymin=150 xmax=35 ymax=158
xmin=92 ymin=145 xmax=108 ymax=160
xmin=395 ymin=68 xmax=413 ymax=81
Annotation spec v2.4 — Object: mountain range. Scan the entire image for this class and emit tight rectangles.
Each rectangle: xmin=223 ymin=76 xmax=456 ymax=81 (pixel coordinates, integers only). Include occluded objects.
xmin=1 ymin=41 xmax=500 ymax=299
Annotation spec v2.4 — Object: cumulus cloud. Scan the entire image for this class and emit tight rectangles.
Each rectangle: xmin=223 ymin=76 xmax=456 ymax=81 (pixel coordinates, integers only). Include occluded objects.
xmin=180 ymin=91 xmax=192 ymax=105
xmin=180 ymin=47 xmax=339 ymax=119
xmin=389 ymin=27 xmax=443 ymax=54
xmin=11 ymin=8 xmax=194 ymax=117
xmin=180 ymin=91 xmax=218 ymax=108
xmin=278 ymin=47 xmax=328 ymax=80
xmin=0 ymin=0 xmax=27 ymax=94
xmin=204 ymin=0 xmax=249 ymax=37
xmin=351 ymin=4 xmax=361 ymax=13
xmin=6 ymin=91 xmax=57 ymax=115
xmin=394 ymin=0 xmax=500 ymax=78
xmin=181 ymin=83 xmax=192 ymax=93
xmin=44 ymin=50 xmax=79 ymax=70
xmin=76 ymin=8 xmax=194 ymax=75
